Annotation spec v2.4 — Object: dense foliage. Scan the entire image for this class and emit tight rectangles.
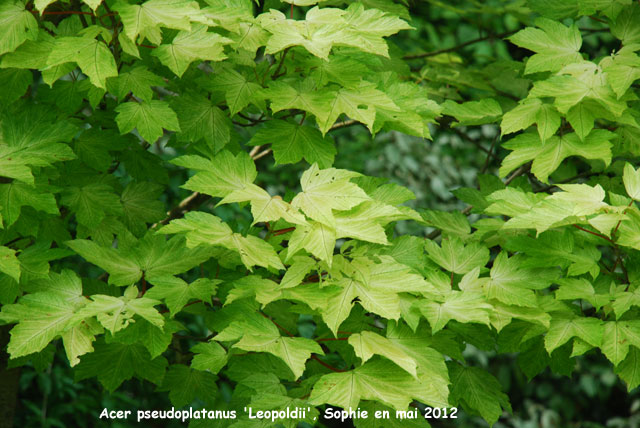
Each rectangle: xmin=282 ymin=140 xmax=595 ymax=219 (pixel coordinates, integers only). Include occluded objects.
xmin=2 ymin=0 xmax=640 ymax=426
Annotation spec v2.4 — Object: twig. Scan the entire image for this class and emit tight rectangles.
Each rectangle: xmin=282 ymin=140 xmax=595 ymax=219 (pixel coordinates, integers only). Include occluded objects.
xmin=572 ymin=225 xmax=615 ymax=244
xmin=276 ymin=109 xmax=305 ymax=121
xmin=426 ymin=164 xmax=529 ymax=240
xmin=273 ymin=227 xmax=296 ymax=236
xmin=261 ymin=312 xmax=294 ymax=337
xmin=32 ymin=10 xmax=93 ymax=16
xmin=621 ymin=257 xmax=630 ymax=286
xmin=249 ymin=145 xmax=262 ymax=157
xmin=328 ymin=119 xmax=359 ymax=131
xmin=159 ymin=300 xmax=203 ymax=314
xmin=403 ymin=30 xmax=517 ymax=60
xmin=156 ymin=149 xmax=271 ymax=226
xmin=3 ymin=236 xmax=23 ymax=248
xmin=40 ymin=363 xmax=52 ymax=426
xmin=534 ymin=171 xmax=598 ymax=193
xmin=480 ymin=136 xmax=498 ymax=174
xmin=233 ymin=120 xmax=263 ymax=127
xmin=504 ymin=163 xmax=530 ymax=186
xmin=612 ymin=200 xmax=634 ymax=240
xmin=310 ymin=355 xmax=346 ymax=372
xmin=272 ymin=48 xmax=290 ymax=79
xmin=264 ymin=311 xmax=349 ymax=374
xmin=316 ymin=337 xmax=348 ymax=342
xmin=451 ymin=127 xmax=491 ymax=154
xmin=252 ymin=148 xmax=272 ymax=161
xmin=103 ymin=2 xmax=120 ymax=65
xmin=154 ymin=192 xmax=209 ymax=227
xmin=139 ymin=275 xmax=147 ymax=297
xmin=176 ymin=332 xmax=216 ymax=342
xmin=237 ymin=112 xmax=265 ymax=125
xmin=589 ymin=16 xmax=607 ymax=24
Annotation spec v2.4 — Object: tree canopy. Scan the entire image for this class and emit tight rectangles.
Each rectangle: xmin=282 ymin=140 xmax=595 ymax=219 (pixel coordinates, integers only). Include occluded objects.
xmin=2 ymin=0 xmax=640 ymax=427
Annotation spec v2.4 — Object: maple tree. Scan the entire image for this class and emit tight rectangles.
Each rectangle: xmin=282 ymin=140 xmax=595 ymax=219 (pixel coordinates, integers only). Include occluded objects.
xmin=1 ymin=0 xmax=640 ymax=427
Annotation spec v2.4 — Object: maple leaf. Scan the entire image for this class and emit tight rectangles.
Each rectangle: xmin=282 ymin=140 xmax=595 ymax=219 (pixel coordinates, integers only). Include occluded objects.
xmin=0 ymin=1 xmax=38 ymax=56
xmin=318 ymin=81 xmax=400 ymax=134
xmin=171 ymin=92 xmax=233 ymax=152
xmin=500 ymin=131 xmax=613 ymax=183
xmin=113 ymin=0 xmax=201 ymax=45
xmin=172 ymin=150 xmax=256 ymax=198
xmin=249 ymin=120 xmax=336 ymax=168
xmin=291 ymin=163 xmax=370 ymax=226
xmin=153 ymin=24 xmax=231 ymax=77
xmin=215 ymin=313 xmax=322 ymax=379
xmin=46 ymin=36 xmax=117 ymax=89
xmin=309 ymin=359 xmax=448 ymax=410
xmin=115 ymin=100 xmax=181 ymax=143
xmin=106 ymin=66 xmax=165 ymax=102
xmin=509 ymin=17 xmax=582 ymax=74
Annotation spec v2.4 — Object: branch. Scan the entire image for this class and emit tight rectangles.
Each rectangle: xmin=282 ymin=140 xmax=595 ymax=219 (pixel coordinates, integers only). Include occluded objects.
xmin=534 ymin=171 xmax=599 ymax=193
xmin=175 ymin=332 xmax=216 ymax=342
xmin=403 ymin=30 xmax=517 ymax=60
xmin=159 ymin=299 xmax=203 ymax=314
xmin=272 ymin=227 xmax=296 ymax=236
xmin=261 ymin=312 xmax=345 ymax=371
xmin=252 ymin=148 xmax=272 ymax=161
xmin=156 ymin=149 xmax=273 ymax=226
xmin=237 ymin=112 xmax=265 ymax=125
xmin=612 ymin=200 xmax=634 ymax=240
xmin=32 ymin=10 xmax=93 ymax=16
xmin=310 ymin=355 xmax=347 ymax=372
xmin=249 ymin=145 xmax=262 ymax=157
xmin=261 ymin=312 xmax=294 ymax=337
xmin=102 ymin=3 xmax=120 ymax=65
xmin=572 ymin=224 xmax=615 ymax=244
xmin=451 ymin=127 xmax=491 ymax=154
xmin=480 ymin=136 xmax=498 ymax=174
xmin=426 ymin=164 xmax=529 ymax=240
xmin=271 ymin=48 xmax=290 ymax=79
xmin=155 ymin=192 xmax=210 ymax=227
xmin=504 ymin=163 xmax=530 ymax=186
xmin=329 ymin=119 xmax=358 ymax=131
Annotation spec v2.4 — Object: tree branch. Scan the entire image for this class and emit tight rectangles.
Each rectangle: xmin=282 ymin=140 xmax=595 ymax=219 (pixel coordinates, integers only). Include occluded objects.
xmin=315 ymin=337 xmax=348 ymax=342
xmin=534 ymin=171 xmax=599 ymax=193
xmin=504 ymin=163 xmax=530 ymax=186
xmin=261 ymin=312 xmax=294 ymax=337
xmin=155 ymin=192 xmax=210 ymax=227
xmin=273 ymin=227 xmax=296 ymax=236
xmin=426 ymin=163 xmax=529 ymax=240
xmin=310 ymin=355 xmax=347 ymax=372
xmin=271 ymin=48 xmax=290 ymax=79
xmin=403 ymin=30 xmax=516 ymax=60
xmin=329 ymin=119 xmax=358 ymax=131
xmin=252 ymin=148 xmax=272 ymax=161
xmin=261 ymin=312 xmax=348 ymax=372
xmin=572 ymin=225 xmax=615 ymax=244
xmin=156 ymin=148 xmax=274 ymax=226
xmin=249 ymin=145 xmax=262 ymax=157
xmin=32 ymin=10 xmax=93 ymax=16
xmin=612 ymin=200 xmax=634 ymax=240
xmin=159 ymin=299 xmax=203 ymax=314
